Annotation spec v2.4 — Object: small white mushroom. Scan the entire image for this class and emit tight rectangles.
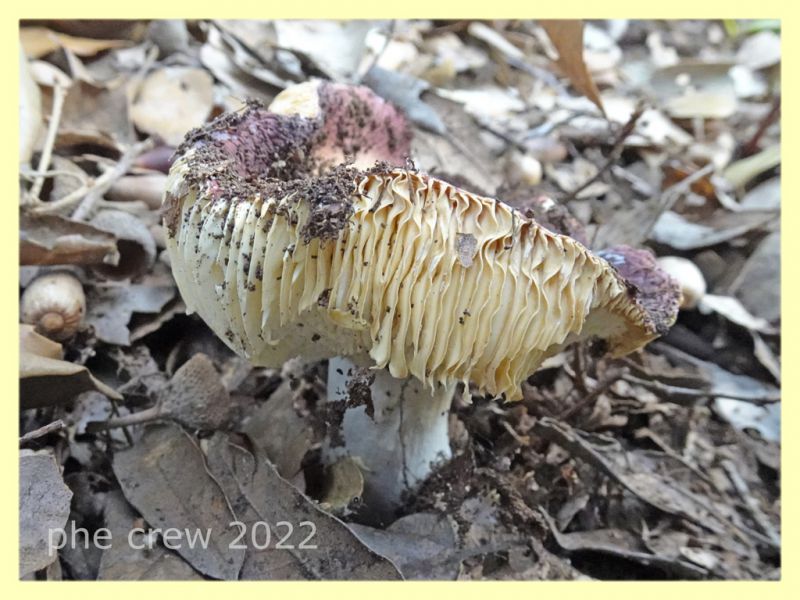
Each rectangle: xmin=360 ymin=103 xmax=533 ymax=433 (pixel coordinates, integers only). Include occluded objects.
xmin=505 ymin=150 xmax=543 ymax=186
xmin=21 ymin=271 xmax=86 ymax=341
xmin=656 ymin=256 xmax=707 ymax=309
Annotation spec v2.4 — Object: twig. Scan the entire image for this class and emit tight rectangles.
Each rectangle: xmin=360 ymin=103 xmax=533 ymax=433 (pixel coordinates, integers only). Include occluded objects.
xmin=622 ymin=374 xmax=781 ymax=406
xmin=32 ymin=138 xmax=155 ymax=218
xmin=739 ymin=95 xmax=780 ymax=158
xmin=721 ymin=459 xmax=781 ymax=548
xmin=28 ymin=83 xmax=68 ymax=201
xmin=356 ymin=20 xmax=396 ymax=84
xmin=564 ymin=101 xmax=645 ymax=201
xmin=557 ymin=368 xmax=623 ymax=421
xmin=19 ymin=419 xmax=65 ymax=446
xmin=72 ymin=138 xmax=156 ymax=220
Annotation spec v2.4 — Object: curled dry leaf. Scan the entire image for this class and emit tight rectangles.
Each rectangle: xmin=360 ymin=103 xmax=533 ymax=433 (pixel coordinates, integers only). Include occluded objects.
xmin=85 ymin=284 xmax=175 ymax=346
xmin=20 ymin=348 xmax=122 ymax=409
xmin=20 ymin=211 xmax=119 ymax=267
xmin=88 ymin=353 xmax=232 ymax=432
xmin=723 ymin=144 xmax=781 ymax=190
xmin=19 ymin=449 xmax=74 ymax=577
xmin=130 ymin=67 xmax=214 ymax=146
xmin=698 ymin=294 xmax=777 ymax=334
xmin=89 ymin=210 xmax=156 ymax=281
xmin=539 ymin=508 xmax=708 ymax=579
xmin=20 ymin=323 xmax=62 ymax=359
xmin=736 ymin=31 xmax=781 ymax=71
xmin=363 ymin=66 xmax=446 ymax=134
xmin=650 ymin=210 xmax=777 ymax=251
xmin=20 ymin=26 xmax=130 ymax=60
xmin=57 ymin=80 xmax=134 ymax=149
xmin=540 ymin=20 xmax=606 ymax=116
xmin=274 ymin=20 xmax=374 ymax=82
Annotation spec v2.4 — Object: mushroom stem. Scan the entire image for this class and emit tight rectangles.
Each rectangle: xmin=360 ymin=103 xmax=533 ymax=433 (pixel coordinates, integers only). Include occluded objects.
xmin=327 ymin=356 xmax=455 ymax=521
xmin=85 ymin=406 xmax=161 ymax=433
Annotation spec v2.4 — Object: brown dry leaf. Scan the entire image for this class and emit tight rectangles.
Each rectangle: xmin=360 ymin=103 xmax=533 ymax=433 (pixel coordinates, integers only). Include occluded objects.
xmin=130 ymin=67 xmax=214 ymax=146
xmin=112 ymin=425 xmax=247 ymax=579
xmin=56 ymin=80 xmax=134 ymax=149
xmin=19 ymin=449 xmax=74 ymax=577
xmin=20 ymin=324 xmax=62 ymax=359
xmin=113 ymin=425 xmax=401 ymax=580
xmin=20 ymin=211 xmax=120 ymax=267
xmin=650 ymin=210 xmax=777 ymax=251
xmin=20 ymin=352 xmax=122 ymax=409
xmin=539 ymin=508 xmax=708 ymax=579
xmin=540 ymin=20 xmax=605 ymax=116
xmin=20 ymin=26 xmax=130 ymax=59
xmin=348 ymin=512 xmax=460 ymax=580
xmin=242 ymin=379 xmax=313 ymax=481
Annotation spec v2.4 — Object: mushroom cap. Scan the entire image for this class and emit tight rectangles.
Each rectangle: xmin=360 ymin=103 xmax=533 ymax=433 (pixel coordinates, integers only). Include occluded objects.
xmin=163 ymin=82 xmax=679 ymax=400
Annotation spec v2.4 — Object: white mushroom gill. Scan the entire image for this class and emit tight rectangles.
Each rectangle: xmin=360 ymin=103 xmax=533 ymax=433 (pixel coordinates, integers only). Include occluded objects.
xmin=166 ymin=165 xmax=651 ymax=402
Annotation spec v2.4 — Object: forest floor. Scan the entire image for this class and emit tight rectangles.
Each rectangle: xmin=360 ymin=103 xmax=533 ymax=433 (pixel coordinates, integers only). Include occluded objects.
xmin=19 ymin=19 xmax=780 ymax=580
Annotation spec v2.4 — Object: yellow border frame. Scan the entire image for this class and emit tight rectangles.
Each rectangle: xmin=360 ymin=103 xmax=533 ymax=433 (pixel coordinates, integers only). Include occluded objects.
xmin=5 ymin=3 xmax=792 ymax=596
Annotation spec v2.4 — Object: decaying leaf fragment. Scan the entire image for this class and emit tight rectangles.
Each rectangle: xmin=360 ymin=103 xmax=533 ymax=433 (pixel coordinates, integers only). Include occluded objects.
xmin=19 ymin=449 xmax=73 ymax=577
xmin=540 ymin=20 xmax=606 ymax=116
xmin=113 ymin=424 xmax=401 ymax=580
xmin=20 ymin=211 xmax=119 ymax=267
xmin=20 ymin=325 xmax=122 ymax=409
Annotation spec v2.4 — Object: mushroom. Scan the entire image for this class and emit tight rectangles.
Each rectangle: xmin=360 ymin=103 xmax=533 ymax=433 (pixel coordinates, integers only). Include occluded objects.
xmin=21 ymin=271 xmax=86 ymax=341
xmin=656 ymin=256 xmax=705 ymax=309
xmin=163 ymin=81 xmax=681 ymax=518
xmin=86 ymin=353 xmax=231 ymax=432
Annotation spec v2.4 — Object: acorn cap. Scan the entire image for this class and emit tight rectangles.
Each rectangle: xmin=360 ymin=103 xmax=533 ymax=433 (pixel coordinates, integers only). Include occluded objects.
xmin=164 ymin=83 xmax=679 ymax=401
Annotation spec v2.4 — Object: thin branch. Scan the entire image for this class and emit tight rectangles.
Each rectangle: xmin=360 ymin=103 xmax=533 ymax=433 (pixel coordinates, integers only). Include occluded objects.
xmin=739 ymin=95 xmax=780 ymax=158
xmin=31 ymin=138 xmax=155 ymax=218
xmin=564 ymin=101 xmax=645 ymax=201
xmin=29 ymin=83 xmax=68 ymax=201
xmin=622 ymin=374 xmax=780 ymax=406
xmin=19 ymin=419 xmax=65 ymax=446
